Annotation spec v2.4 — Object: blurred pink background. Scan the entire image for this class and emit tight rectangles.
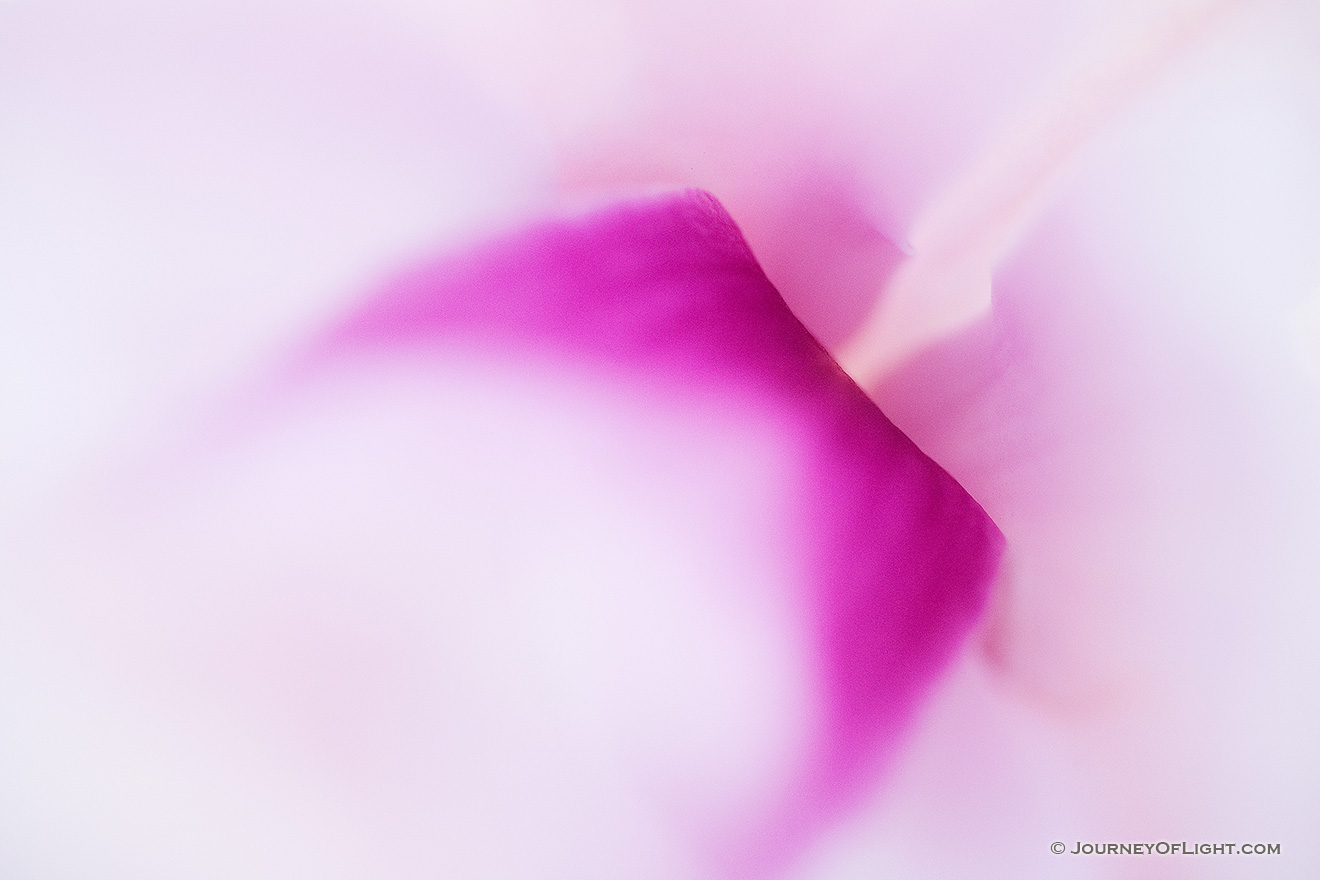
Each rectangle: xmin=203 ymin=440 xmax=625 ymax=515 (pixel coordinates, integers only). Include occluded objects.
xmin=2 ymin=1 xmax=1319 ymax=877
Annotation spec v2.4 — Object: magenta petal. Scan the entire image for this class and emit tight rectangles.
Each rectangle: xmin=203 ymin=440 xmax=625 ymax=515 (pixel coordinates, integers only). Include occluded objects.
xmin=314 ymin=189 xmax=1002 ymax=873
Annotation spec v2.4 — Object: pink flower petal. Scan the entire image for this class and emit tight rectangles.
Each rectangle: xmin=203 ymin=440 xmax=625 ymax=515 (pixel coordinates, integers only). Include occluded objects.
xmin=3 ymin=188 xmax=1000 ymax=880
xmin=299 ymin=188 xmax=1004 ymax=874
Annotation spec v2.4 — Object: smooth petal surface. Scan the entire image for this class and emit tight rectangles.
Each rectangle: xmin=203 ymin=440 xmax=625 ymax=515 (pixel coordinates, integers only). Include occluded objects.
xmin=0 ymin=0 xmax=549 ymax=524
xmin=316 ymin=188 xmax=1004 ymax=870
xmin=7 ymin=0 xmax=1320 ymax=877
xmin=3 ymin=191 xmax=1000 ymax=879
xmin=797 ymin=5 xmax=1320 ymax=878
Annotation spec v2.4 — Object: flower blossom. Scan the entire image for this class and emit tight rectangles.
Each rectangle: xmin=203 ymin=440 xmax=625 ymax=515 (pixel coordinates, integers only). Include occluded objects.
xmin=3 ymin=1 xmax=1320 ymax=879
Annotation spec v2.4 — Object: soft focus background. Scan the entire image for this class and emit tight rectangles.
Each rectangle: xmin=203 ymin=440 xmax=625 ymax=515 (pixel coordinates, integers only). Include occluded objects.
xmin=3 ymin=0 xmax=1320 ymax=877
